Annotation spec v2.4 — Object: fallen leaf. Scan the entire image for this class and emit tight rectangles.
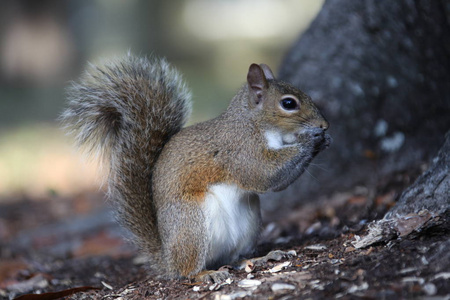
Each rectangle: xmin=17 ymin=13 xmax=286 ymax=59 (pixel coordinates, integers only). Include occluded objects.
xmin=344 ymin=247 xmax=355 ymax=253
xmin=363 ymin=247 xmax=374 ymax=255
xmin=244 ymin=260 xmax=254 ymax=273
xmin=0 ymin=260 xmax=30 ymax=288
xmin=13 ymin=286 xmax=100 ymax=300
xmin=268 ymin=261 xmax=291 ymax=273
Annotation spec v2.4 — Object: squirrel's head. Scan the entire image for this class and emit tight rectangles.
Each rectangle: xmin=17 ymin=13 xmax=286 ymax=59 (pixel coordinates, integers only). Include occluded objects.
xmin=246 ymin=63 xmax=329 ymax=134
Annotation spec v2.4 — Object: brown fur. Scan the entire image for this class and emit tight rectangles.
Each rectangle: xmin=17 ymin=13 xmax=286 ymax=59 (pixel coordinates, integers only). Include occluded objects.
xmin=62 ymin=55 xmax=330 ymax=281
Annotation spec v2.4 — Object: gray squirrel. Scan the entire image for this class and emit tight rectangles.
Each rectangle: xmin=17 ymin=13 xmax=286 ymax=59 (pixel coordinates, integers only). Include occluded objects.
xmin=62 ymin=54 xmax=330 ymax=282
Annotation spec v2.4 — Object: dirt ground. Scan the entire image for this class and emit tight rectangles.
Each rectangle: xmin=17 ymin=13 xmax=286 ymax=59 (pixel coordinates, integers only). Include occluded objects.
xmin=1 ymin=186 xmax=449 ymax=300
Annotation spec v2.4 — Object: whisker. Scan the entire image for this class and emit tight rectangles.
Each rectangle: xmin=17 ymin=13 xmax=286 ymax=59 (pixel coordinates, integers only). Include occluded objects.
xmin=308 ymin=162 xmax=331 ymax=172
xmin=303 ymin=167 xmax=319 ymax=182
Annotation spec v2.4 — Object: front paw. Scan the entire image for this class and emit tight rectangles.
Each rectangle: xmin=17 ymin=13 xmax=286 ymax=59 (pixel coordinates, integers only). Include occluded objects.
xmin=195 ymin=269 xmax=230 ymax=283
xmin=319 ymin=133 xmax=332 ymax=151
xmin=298 ymin=128 xmax=331 ymax=153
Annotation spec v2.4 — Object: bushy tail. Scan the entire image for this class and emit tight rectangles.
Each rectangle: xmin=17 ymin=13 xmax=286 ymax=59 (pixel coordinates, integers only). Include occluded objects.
xmin=61 ymin=54 xmax=191 ymax=259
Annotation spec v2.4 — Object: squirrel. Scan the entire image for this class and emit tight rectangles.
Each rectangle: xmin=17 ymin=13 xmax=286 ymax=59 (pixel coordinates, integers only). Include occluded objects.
xmin=62 ymin=54 xmax=330 ymax=283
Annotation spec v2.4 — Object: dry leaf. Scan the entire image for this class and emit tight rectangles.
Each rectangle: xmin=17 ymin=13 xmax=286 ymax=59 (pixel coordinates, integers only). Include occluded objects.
xmin=268 ymin=261 xmax=291 ymax=273
xmin=13 ymin=286 xmax=100 ymax=300
xmin=244 ymin=260 xmax=254 ymax=273
xmin=344 ymin=246 xmax=355 ymax=253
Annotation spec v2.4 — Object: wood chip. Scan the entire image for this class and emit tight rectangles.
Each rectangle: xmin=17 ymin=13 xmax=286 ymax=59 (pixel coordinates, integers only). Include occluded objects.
xmin=237 ymin=279 xmax=261 ymax=288
xmin=271 ymin=283 xmax=296 ymax=292
xmin=402 ymin=277 xmax=425 ymax=284
xmin=345 ymin=246 xmax=355 ymax=253
xmin=305 ymin=244 xmax=327 ymax=251
xmin=101 ymin=281 xmax=113 ymax=290
xmin=433 ymin=272 xmax=450 ymax=280
xmin=244 ymin=260 xmax=254 ymax=273
xmin=268 ymin=261 xmax=291 ymax=273
xmin=347 ymin=282 xmax=368 ymax=294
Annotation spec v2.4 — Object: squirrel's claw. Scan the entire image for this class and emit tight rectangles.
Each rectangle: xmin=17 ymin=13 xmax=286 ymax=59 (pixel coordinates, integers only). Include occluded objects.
xmin=195 ymin=269 xmax=230 ymax=283
xmin=245 ymin=250 xmax=294 ymax=267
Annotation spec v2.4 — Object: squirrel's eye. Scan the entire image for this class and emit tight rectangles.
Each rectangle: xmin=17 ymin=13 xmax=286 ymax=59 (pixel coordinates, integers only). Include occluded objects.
xmin=280 ymin=97 xmax=299 ymax=111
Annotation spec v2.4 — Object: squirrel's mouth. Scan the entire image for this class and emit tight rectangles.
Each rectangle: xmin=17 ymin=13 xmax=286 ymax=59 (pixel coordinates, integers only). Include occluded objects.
xmin=313 ymin=133 xmax=332 ymax=155
xmin=323 ymin=133 xmax=332 ymax=149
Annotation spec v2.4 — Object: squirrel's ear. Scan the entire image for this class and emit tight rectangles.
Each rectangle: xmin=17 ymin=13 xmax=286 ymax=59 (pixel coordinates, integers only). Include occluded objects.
xmin=247 ymin=63 xmax=269 ymax=104
xmin=259 ymin=64 xmax=275 ymax=80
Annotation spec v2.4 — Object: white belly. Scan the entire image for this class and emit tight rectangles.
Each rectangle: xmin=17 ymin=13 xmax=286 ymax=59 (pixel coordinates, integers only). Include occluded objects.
xmin=203 ymin=183 xmax=261 ymax=268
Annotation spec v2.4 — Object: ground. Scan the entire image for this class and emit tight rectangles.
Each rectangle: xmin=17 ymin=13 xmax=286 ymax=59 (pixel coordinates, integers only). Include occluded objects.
xmin=1 ymin=186 xmax=449 ymax=300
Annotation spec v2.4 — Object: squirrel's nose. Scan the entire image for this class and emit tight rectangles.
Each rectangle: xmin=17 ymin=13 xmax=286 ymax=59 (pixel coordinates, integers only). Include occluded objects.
xmin=316 ymin=118 xmax=329 ymax=131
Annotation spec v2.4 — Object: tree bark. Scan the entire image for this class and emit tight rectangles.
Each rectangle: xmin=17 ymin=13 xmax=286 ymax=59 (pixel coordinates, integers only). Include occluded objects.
xmin=263 ymin=0 xmax=450 ymax=211
xmin=353 ymin=133 xmax=449 ymax=250
xmin=386 ymin=131 xmax=449 ymax=218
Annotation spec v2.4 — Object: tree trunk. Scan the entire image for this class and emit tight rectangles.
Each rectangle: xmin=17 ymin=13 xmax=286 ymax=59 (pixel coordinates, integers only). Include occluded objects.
xmin=352 ymin=133 xmax=448 ymax=250
xmin=386 ymin=131 xmax=449 ymax=218
xmin=263 ymin=0 xmax=450 ymax=212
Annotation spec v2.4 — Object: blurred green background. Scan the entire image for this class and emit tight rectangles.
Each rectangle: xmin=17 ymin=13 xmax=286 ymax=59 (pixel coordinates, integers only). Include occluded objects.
xmin=0 ymin=0 xmax=323 ymax=200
